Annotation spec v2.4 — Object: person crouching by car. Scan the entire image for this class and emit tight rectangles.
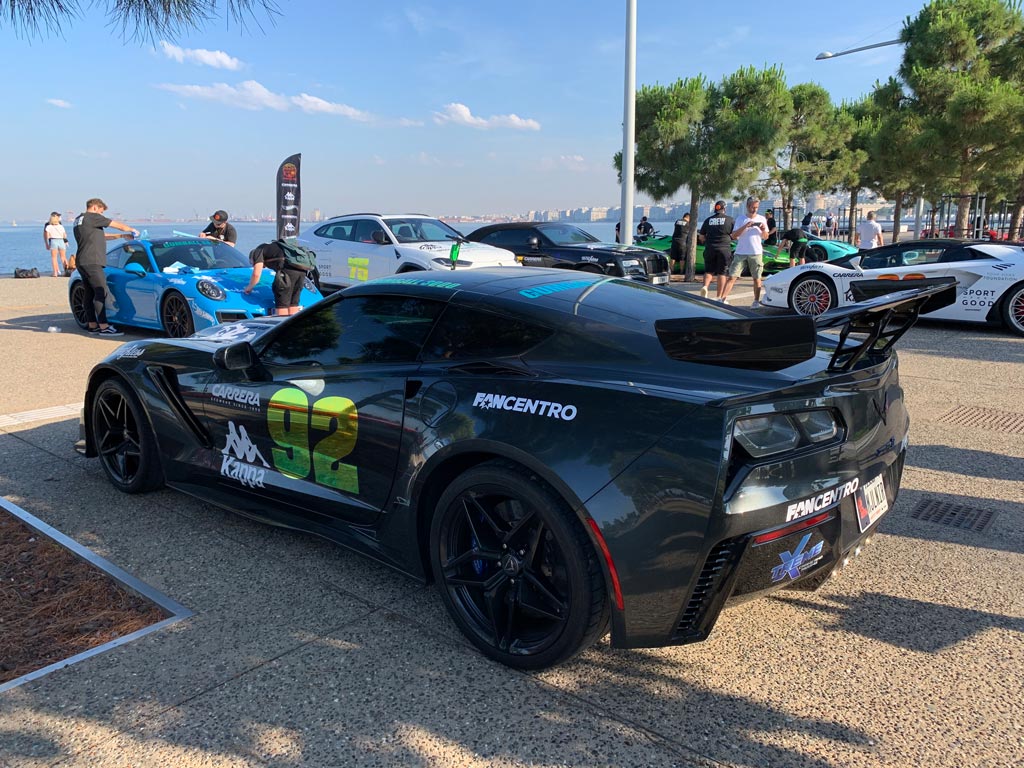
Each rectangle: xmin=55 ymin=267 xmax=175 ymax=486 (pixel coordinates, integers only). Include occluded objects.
xmin=244 ymin=241 xmax=304 ymax=316
xmin=778 ymin=226 xmax=810 ymax=267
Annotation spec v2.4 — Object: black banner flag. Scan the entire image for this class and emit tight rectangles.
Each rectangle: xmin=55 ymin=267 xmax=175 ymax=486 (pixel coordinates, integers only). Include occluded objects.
xmin=276 ymin=153 xmax=301 ymax=240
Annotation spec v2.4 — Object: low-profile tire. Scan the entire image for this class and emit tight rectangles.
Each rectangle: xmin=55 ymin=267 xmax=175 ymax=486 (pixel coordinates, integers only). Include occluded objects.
xmin=161 ymin=291 xmax=195 ymax=338
xmin=430 ymin=461 xmax=609 ymax=670
xmin=809 ymin=244 xmax=828 ymax=263
xmin=69 ymin=282 xmax=89 ymax=329
xmin=1001 ymin=282 xmax=1024 ymax=337
xmin=789 ymin=273 xmax=838 ymax=316
xmin=91 ymin=378 xmax=164 ymax=494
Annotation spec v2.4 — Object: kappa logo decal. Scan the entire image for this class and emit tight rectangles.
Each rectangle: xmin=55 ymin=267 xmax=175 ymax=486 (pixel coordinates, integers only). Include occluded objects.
xmin=472 ymin=393 xmax=577 ymax=420
xmin=771 ymin=533 xmax=825 ymax=582
xmin=205 ymin=324 xmax=259 ymax=343
xmin=220 ymin=421 xmax=269 ymax=488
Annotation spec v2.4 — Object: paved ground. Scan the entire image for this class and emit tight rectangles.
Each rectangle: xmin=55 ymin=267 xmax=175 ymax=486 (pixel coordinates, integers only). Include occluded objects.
xmin=1 ymin=277 xmax=1022 ymax=767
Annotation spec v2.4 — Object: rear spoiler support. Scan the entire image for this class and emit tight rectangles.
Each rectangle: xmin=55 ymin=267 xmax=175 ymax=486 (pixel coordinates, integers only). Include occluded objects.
xmin=814 ymin=281 xmax=956 ymax=372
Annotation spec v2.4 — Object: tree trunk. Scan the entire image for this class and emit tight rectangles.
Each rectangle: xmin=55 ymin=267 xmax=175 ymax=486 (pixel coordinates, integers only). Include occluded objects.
xmin=1010 ymin=172 xmax=1024 ymax=241
xmin=954 ymin=161 xmax=973 ymax=237
xmin=848 ymin=189 xmax=857 ymax=245
xmin=892 ymin=192 xmax=903 ymax=244
xmin=685 ymin=188 xmax=700 ymax=282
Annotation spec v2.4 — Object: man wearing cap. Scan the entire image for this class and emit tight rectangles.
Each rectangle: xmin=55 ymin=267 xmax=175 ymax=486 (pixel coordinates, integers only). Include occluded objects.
xmin=636 ymin=215 xmax=654 ymax=239
xmin=200 ymin=210 xmax=237 ymax=247
xmin=697 ymin=201 xmax=735 ymax=300
xmin=73 ymin=198 xmax=138 ymax=336
xmin=722 ymin=196 xmax=768 ymax=308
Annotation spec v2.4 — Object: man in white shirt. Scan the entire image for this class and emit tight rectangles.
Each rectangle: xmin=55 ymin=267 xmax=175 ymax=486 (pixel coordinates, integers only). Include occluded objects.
xmin=721 ymin=196 xmax=769 ymax=307
xmin=857 ymin=211 xmax=884 ymax=249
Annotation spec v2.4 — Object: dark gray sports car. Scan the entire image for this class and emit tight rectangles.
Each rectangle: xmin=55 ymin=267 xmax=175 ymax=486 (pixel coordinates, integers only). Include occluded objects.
xmin=76 ymin=269 xmax=952 ymax=668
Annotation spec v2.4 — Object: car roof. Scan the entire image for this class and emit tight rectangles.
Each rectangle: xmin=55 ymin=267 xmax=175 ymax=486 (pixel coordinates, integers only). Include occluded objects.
xmin=325 ymin=213 xmax=433 ymax=221
xmin=470 ymin=222 xmax=564 ymax=236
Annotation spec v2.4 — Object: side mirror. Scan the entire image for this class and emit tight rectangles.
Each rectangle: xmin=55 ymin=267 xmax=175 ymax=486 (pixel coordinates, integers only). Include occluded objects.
xmin=527 ymin=236 xmax=540 ymax=250
xmin=371 ymin=230 xmax=388 ymax=245
xmin=213 ymin=341 xmax=257 ymax=371
xmin=125 ymin=263 xmax=147 ymax=276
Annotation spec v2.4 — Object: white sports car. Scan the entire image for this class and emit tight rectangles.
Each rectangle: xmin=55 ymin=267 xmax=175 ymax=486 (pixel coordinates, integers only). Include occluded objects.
xmin=761 ymin=239 xmax=1024 ymax=336
xmin=299 ymin=213 xmax=518 ymax=290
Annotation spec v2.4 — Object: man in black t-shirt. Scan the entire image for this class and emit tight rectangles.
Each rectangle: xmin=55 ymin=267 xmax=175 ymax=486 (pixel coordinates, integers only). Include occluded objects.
xmin=669 ymin=212 xmax=691 ymax=275
xmin=697 ymin=201 xmax=735 ymax=300
xmin=636 ymin=216 xmax=654 ymax=238
xmin=200 ymin=210 xmax=237 ymax=246
xmin=778 ymin=227 xmax=810 ymax=266
xmin=73 ymin=198 xmax=138 ymax=336
xmin=244 ymin=241 xmax=307 ymax=315
xmin=764 ymin=210 xmax=778 ymax=246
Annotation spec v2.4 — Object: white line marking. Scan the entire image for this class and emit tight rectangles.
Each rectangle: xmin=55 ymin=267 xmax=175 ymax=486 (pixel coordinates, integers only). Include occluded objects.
xmin=0 ymin=402 xmax=83 ymax=428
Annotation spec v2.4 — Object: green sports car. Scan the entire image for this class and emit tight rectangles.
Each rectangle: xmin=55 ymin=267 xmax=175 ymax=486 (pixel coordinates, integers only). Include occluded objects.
xmin=638 ymin=233 xmax=859 ymax=273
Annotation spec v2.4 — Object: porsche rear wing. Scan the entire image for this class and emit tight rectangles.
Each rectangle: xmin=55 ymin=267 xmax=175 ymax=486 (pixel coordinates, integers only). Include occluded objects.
xmin=654 ymin=281 xmax=955 ymax=372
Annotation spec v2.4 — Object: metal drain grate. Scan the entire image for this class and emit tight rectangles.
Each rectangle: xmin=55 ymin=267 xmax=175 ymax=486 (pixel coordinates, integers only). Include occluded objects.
xmin=939 ymin=406 xmax=1024 ymax=435
xmin=911 ymin=498 xmax=997 ymax=532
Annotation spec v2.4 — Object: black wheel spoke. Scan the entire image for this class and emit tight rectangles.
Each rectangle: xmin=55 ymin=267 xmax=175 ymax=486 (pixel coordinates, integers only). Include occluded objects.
xmin=503 ymin=509 xmax=537 ymax=546
xmin=523 ymin=572 xmax=568 ymax=620
xmin=502 ymin=583 xmax=518 ymax=651
xmin=466 ymin=494 xmax=506 ymax=539
xmin=443 ymin=547 xmax=499 ymax=573
xmin=483 ymin=581 xmax=508 ymax=645
xmin=525 ymin=520 xmax=545 ymax=564
xmin=448 ymin=571 xmax=506 ymax=591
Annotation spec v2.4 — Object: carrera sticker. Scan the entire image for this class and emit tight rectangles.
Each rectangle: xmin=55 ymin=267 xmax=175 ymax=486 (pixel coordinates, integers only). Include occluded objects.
xmin=267 ymin=387 xmax=359 ymax=493
xmin=771 ymin=533 xmax=825 ymax=583
xmin=472 ymin=393 xmax=577 ymax=421
xmin=116 ymin=346 xmax=145 ymax=359
xmin=786 ymin=479 xmax=859 ymax=522
xmin=220 ymin=421 xmax=269 ymax=489
xmin=211 ymin=384 xmax=261 ymax=411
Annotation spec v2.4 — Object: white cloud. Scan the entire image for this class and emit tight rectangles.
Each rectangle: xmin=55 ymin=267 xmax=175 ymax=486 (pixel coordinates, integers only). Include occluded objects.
xmin=559 ymin=154 xmax=588 ymax=172
xmin=291 ymin=93 xmax=373 ymax=122
xmin=159 ymin=40 xmax=243 ymax=70
xmin=46 ymin=98 xmax=71 ymax=109
xmin=157 ymin=80 xmax=290 ymax=111
xmin=432 ymin=102 xmax=540 ymax=131
xmin=396 ymin=117 xmax=425 ymax=127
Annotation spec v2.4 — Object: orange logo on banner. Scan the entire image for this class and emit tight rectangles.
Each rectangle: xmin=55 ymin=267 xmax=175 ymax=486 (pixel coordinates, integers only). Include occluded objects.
xmin=282 ymin=164 xmax=297 ymax=181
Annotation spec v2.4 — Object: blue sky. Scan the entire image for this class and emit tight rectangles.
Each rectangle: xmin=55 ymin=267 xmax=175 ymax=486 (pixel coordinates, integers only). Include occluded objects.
xmin=1 ymin=0 xmax=923 ymax=221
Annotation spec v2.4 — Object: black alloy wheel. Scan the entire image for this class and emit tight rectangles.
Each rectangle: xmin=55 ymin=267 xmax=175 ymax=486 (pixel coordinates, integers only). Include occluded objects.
xmin=161 ymin=292 xmax=195 ymax=338
xmin=1002 ymin=283 xmax=1024 ymax=337
xmin=91 ymin=378 xmax=164 ymax=494
xmin=430 ymin=462 xmax=608 ymax=669
xmin=809 ymin=244 xmax=828 ymax=262
xmin=69 ymin=283 xmax=89 ymax=328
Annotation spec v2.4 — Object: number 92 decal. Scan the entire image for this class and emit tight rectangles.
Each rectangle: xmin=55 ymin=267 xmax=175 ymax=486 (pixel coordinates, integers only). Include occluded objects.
xmin=267 ymin=387 xmax=359 ymax=493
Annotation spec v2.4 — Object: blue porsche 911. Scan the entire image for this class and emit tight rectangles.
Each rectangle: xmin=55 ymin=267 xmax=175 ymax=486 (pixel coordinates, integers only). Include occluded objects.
xmin=68 ymin=237 xmax=323 ymax=337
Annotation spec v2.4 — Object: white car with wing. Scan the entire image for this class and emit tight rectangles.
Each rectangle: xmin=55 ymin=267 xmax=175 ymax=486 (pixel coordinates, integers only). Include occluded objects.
xmin=299 ymin=213 xmax=518 ymax=290
xmin=761 ymin=239 xmax=1024 ymax=336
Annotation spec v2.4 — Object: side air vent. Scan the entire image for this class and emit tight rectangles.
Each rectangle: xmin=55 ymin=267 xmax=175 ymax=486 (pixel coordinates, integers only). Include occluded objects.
xmin=674 ymin=539 xmax=743 ymax=640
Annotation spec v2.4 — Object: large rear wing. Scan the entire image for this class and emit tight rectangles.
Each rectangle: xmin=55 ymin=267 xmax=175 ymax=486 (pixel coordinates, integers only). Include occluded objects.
xmin=654 ymin=281 xmax=956 ymax=372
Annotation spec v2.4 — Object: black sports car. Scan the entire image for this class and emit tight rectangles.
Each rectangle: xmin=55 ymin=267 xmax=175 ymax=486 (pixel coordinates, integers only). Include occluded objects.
xmin=76 ymin=268 xmax=951 ymax=669
xmin=467 ymin=222 xmax=670 ymax=285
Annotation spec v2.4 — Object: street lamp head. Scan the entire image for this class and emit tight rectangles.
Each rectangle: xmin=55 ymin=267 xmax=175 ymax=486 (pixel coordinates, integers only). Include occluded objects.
xmin=816 ymin=51 xmax=834 ymax=60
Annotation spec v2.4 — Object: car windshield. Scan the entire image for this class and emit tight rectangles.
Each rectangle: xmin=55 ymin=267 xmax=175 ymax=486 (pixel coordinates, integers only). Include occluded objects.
xmin=150 ymin=240 xmax=249 ymax=272
xmin=384 ymin=218 xmax=463 ymax=243
xmin=537 ymin=224 xmax=599 ymax=245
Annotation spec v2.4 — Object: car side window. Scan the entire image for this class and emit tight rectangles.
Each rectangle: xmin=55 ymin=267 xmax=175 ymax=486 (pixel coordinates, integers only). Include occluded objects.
xmin=421 ymin=304 xmax=553 ymax=361
xmin=315 ymin=222 xmax=355 ymax=240
xmin=106 ymin=245 xmax=127 ymax=269
xmin=480 ymin=230 xmax=534 ymax=250
xmin=123 ymin=245 xmax=152 ymax=272
xmin=261 ymin=296 xmax=443 ymax=368
xmin=352 ymin=219 xmax=386 ymax=244
xmin=938 ymin=246 xmax=995 ymax=263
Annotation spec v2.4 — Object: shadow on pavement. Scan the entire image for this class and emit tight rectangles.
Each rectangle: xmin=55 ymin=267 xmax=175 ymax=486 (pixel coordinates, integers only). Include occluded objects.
xmin=885 ymin=486 xmax=1023 ymax=556
xmin=900 ymin=320 xmax=1023 ymax=362
xmin=0 ymin=312 xmax=153 ymax=338
xmin=774 ymin=591 xmax=1024 ymax=653
xmin=907 ymin=444 xmax=1024 ymax=482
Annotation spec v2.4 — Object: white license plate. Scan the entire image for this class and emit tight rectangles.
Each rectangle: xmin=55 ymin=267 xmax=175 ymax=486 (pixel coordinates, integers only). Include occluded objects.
xmin=856 ymin=474 xmax=889 ymax=532
xmin=651 ymin=275 xmax=669 ymax=285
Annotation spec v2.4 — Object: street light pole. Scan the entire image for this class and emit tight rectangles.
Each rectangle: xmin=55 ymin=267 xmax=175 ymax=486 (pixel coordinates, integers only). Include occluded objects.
xmin=816 ymin=39 xmax=901 ymax=60
xmin=620 ymin=0 xmax=636 ymax=244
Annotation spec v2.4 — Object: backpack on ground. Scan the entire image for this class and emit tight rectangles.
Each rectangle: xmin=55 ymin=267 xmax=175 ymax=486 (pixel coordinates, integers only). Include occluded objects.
xmin=14 ymin=267 xmax=41 ymax=278
xmin=276 ymin=239 xmax=317 ymax=271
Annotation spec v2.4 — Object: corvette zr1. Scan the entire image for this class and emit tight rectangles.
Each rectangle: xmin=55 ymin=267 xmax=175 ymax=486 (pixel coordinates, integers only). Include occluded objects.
xmin=76 ymin=268 xmax=951 ymax=668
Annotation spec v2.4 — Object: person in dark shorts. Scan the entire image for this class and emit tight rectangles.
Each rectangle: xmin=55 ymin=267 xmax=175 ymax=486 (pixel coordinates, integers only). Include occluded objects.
xmin=764 ymin=209 xmax=778 ymax=246
xmin=669 ymin=212 xmax=691 ymax=275
xmin=697 ymin=201 xmax=735 ymax=300
xmin=72 ymin=198 xmax=138 ymax=336
xmin=778 ymin=226 xmax=810 ymax=267
xmin=244 ymin=241 xmax=307 ymax=315
xmin=200 ymin=210 xmax=237 ymax=247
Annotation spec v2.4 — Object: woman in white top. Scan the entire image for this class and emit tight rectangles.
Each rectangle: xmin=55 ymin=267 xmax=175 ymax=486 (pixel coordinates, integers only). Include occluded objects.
xmin=44 ymin=212 xmax=69 ymax=277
